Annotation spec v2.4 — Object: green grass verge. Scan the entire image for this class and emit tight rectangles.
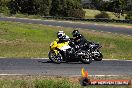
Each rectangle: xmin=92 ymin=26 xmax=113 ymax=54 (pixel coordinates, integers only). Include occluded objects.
xmin=0 ymin=79 xmax=75 ymax=88
xmin=0 ymin=76 xmax=131 ymax=88
xmin=12 ymin=13 xmax=44 ymax=19
xmin=0 ymin=21 xmax=132 ymax=59
xmin=0 ymin=79 xmax=131 ymax=88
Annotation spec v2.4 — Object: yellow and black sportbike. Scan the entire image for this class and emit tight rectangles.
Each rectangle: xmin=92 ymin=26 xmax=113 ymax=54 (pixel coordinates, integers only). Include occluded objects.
xmin=48 ymin=38 xmax=92 ymax=64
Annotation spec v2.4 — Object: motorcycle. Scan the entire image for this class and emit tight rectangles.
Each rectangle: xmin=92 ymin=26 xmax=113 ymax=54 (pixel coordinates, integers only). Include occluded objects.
xmin=48 ymin=39 xmax=92 ymax=64
xmin=69 ymin=38 xmax=103 ymax=61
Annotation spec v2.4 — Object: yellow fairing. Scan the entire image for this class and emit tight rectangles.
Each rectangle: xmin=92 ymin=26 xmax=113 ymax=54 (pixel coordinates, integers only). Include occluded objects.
xmin=50 ymin=39 xmax=69 ymax=50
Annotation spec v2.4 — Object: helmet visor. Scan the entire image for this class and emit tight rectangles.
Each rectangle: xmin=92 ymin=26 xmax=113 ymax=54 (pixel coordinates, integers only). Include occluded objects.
xmin=57 ymin=34 xmax=62 ymax=38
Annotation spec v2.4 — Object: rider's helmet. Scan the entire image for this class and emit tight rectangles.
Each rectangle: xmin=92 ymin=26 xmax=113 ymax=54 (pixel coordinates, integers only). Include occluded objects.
xmin=72 ymin=30 xmax=80 ymax=37
xmin=57 ymin=31 xmax=66 ymax=39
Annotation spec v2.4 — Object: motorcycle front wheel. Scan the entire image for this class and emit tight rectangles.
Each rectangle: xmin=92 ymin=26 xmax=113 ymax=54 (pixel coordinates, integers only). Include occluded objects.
xmin=48 ymin=51 xmax=63 ymax=64
xmin=93 ymin=52 xmax=103 ymax=61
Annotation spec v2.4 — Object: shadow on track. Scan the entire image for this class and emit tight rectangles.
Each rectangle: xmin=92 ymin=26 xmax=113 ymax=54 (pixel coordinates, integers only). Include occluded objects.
xmin=38 ymin=60 xmax=52 ymax=63
xmin=37 ymin=60 xmax=86 ymax=64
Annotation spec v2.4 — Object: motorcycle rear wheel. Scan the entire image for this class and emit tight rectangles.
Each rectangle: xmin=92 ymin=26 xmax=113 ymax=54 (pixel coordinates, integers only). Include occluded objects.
xmin=48 ymin=51 xmax=63 ymax=64
xmin=80 ymin=55 xmax=92 ymax=64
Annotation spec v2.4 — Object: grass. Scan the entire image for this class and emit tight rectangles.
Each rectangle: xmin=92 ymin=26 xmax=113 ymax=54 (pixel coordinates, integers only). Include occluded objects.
xmin=0 ymin=76 xmax=131 ymax=88
xmin=84 ymin=9 xmax=126 ymax=20
xmin=0 ymin=79 xmax=72 ymax=88
xmin=12 ymin=13 xmax=44 ymax=20
xmin=0 ymin=79 xmax=131 ymax=88
xmin=0 ymin=21 xmax=132 ymax=59
xmin=0 ymin=76 xmax=78 ymax=88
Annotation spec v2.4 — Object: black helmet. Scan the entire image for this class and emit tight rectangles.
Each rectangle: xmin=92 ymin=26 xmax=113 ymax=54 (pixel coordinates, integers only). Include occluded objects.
xmin=72 ymin=30 xmax=80 ymax=37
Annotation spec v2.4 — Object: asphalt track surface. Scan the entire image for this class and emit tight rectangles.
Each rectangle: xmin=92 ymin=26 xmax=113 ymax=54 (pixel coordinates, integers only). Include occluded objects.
xmin=0 ymin=17 xmax=132 ymax=35
xmin=0 ymin=58 xmax=132 ymax=76
xmin=0 ymin=17 xmax=132 ymax=76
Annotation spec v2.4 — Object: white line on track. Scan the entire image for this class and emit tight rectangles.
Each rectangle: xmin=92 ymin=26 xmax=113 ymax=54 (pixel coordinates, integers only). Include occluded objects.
xmin=103 ymin=59 xmax=132 ymax=61
xmin=89 ymin=75 xmax=125 ymax=77
xmin=34 ymin=58 xmax=132 ymax=61
xmin=1 ymin=57 xmax=132 ymax=61
xmin=0 ymin=57 xmax=132 ymax=61
xmin=0 ymin=74 xmax=25 ymax=76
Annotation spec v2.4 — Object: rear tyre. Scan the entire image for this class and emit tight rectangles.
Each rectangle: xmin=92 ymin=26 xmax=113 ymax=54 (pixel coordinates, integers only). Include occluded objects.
xmin=48 ymin=51 xmax=63 ymax=64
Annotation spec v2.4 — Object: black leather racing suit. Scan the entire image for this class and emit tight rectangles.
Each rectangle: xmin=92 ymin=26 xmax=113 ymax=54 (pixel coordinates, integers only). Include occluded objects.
xmin=73 ymin=34 xmax=88 ymax=50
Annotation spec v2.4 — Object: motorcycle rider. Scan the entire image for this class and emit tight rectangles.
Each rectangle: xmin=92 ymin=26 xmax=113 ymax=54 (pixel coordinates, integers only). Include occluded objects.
xmin=51 ymin=31 xmax=69 ymax=49
xmin=72 ymin=30 xmax=88 ymax=50
xmin=57 ymin=31 xmax=70 ymax=61
xmin=57 ymin=31 xmax=69 ymax=43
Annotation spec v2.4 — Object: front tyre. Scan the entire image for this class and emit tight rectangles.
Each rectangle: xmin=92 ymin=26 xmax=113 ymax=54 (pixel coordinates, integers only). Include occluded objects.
xmin=93 ymin=52 xmax=103 ymax=61
xmin=48 ymin=51 xmax=63 ymax=64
